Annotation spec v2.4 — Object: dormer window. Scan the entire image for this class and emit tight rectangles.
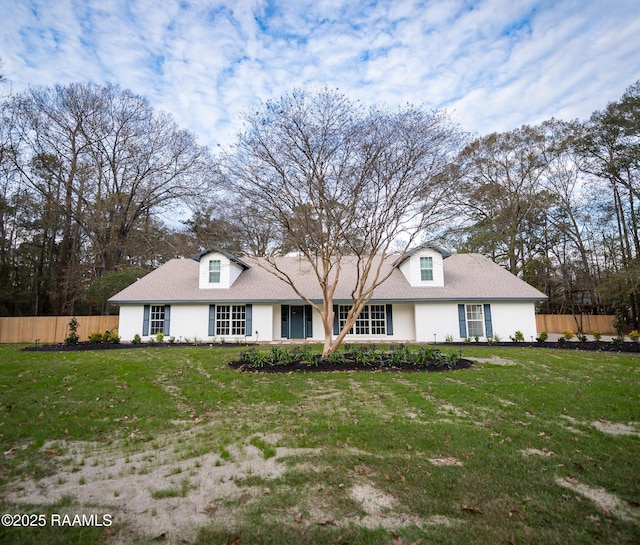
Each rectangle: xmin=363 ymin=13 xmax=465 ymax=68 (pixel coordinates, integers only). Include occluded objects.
xmin=209 ymin=260 xmax=221 ymax=283
xmin=420 ymin=257 xmax=433 ymax=281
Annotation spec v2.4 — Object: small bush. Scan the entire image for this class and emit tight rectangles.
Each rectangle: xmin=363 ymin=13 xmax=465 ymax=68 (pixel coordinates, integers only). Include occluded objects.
xmin=294 ymin=346 xmax=317 ymax=366
xmin=65 ymin=318 xmax=80 ymax=345
xmin=88 ymin=332 xmax=103 ymax=343
xmin=562 ymin=330 xmax=574 ymax=341
xmin=155 ymin=332 xmax=164 ymax=343
xmin=389 ymin=344 xmax=412 ymax=365
xmin=240 ymin=349 xmax=266 ymax=367
xmin=629 ymin=330 xmax=640 ymax=342
xmin=327 ymin=351 xmax=345 ymax=365
xmin=132 ymin=333 xmax=142 ymax=344
xmin=536 ymin=331 xmax=548 ymax=343
xmin=269 ymin=345 xmax=293 ymax=365
xmin=612 ymin=311 xmax=625 ymax=338
xmin=510 ymin=330 xmax=525 ymax=343
xmin=577 ymin=333 xmax=587 ymax=343
xmin=592 ymin=331 xmax=602 ymax=341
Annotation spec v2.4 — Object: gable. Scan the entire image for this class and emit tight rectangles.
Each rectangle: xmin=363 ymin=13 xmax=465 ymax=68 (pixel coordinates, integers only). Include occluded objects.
xmin=196 ymin=250 xmax=247 ymax=289
xmin=398 ymin=246 xmax=446 ymax=287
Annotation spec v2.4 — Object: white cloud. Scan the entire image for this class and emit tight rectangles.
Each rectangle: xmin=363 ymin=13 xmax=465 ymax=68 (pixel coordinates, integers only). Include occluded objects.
xmin=1 ymin=0 xmax=639 ymax=147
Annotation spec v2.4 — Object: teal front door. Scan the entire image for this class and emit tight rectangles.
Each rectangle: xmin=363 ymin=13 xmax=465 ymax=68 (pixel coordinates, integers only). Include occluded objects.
xmin=290 ymin=305 xmax=305 ymax=339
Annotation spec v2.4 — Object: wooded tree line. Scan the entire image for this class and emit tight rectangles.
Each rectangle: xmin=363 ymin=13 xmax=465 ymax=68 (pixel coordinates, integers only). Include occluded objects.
xmin=0 ymin=68 xmax=638 ymax=326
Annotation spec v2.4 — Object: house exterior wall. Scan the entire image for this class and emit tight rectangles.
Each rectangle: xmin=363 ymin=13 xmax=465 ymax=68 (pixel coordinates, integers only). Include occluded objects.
xmin=490 ymin=301 xmax=539 ymax=341
xmin=388 ymin=303 xmax=415 ymax=341
xmin=117 ymin=300 xmax=539 ymax=343
xmin=117 ymin=303 xmax=263 ymax=342
xmin=414 ymin=301 xmax=538 ymax=342
xmin=117 ymin=305 xmax=144 ymax=341
xmin=252 ymin=304 xmax=273 ymax=342
xmin=399 ymin=248 xmax=445 ymax=287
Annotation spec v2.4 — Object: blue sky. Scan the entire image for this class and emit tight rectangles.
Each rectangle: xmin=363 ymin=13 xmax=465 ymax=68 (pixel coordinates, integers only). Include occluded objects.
xmin=1 ymin=0 xmax=639 ymax=149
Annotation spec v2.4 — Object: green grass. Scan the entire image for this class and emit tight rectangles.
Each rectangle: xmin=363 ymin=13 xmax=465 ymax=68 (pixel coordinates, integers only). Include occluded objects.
xmin=0 ymin=344 xmax=639 ymax=544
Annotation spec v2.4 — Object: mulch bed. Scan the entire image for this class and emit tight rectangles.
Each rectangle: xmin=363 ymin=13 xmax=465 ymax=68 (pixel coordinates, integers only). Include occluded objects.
xmin=227 ymin=358 xmax=475 ymax=373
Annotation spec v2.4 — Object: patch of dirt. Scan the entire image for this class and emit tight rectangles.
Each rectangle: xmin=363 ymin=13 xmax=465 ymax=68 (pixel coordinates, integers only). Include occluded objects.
xmin=560 ymin=415 xmax=640 ymax=437
xmin=438 ymin=403 xmax=469 ymax=418
xmin=428 ymin=456 xmax=463 ymax=466
xmin=349 ymin=482 xmax=462 ymax=530
xmin=522 ymin=448 xmax=554 ymax=457
xmin=589 ymin=420 xmax=640 ymax=436
xmin=555 ymin=477 xmax=640 ymax=522
xmin=351 ymin=483 xmax=397 ymax=513
xmin=4 ymin=435 xmax=308 ymax=543
xmin=470 ymin=356 xmax=517 ymax=366
xmin=5 ymin=431 xmax=463 ymax=542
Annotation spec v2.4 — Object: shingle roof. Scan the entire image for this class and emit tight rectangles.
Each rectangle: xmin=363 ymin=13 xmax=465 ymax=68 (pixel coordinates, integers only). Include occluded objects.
xmin=109 ymin=253 xmax=547 ymax=304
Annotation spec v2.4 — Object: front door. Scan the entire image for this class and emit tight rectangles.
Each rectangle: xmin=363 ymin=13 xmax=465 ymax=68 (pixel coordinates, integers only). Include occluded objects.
xmin=290 ymin=305 xmax=305 ymax=339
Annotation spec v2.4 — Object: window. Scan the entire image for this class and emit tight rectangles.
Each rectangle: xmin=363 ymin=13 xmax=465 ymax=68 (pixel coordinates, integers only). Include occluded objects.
xmin=355 ymin=306 xmax=369 ymax=335
xmin=466 ymin=304 xmax=484 ymax=337
xmin=339 ymin=305 xmax=353 ymax=334
xmin=209 ymin=260 xmax=221 ymax=283
xmin=338 ymin=304 xmax=386 ymax=335
xmin=369 ymin=304 xmax=387 ymax=335
xmin=420 ymin=256 xmax=433 ymax=281
xmin=150 ymin=305 xmax=165 ymax=335
xmin=216 ymin=305 xmax=246 ymax=336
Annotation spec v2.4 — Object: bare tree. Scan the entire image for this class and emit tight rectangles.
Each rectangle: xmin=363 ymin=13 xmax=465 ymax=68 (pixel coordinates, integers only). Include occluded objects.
xmin=452 ymin=124 xmax=555 ymax=276
xmin=226 ymin=88 xmax=462 ymax=356
xmin=6 ymin=82 xmax=216 ymax=314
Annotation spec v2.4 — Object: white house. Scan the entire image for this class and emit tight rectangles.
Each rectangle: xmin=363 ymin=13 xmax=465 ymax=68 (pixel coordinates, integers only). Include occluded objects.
xmin=108 ymin=246 xmax=547 ymax=343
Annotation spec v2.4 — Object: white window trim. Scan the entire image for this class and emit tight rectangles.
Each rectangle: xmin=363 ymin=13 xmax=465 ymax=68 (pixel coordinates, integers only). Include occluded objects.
xmin=466 ymin=304 xmax=484 ymax=338
xmin=420 ymin=256 xmax=433 ymax=281
xmin=209 ymin=260 xmax=221 ymax=283
xmin=150 ymin=305 xmax=165 ymax=335
xmin=338 ymin=304 xmax=386 ymax=335
xmin=216 ymin=304 xmax=246 ymax=336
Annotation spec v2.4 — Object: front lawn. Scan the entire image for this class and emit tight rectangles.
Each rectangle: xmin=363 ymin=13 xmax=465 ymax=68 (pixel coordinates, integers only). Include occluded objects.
xmin=0 ymin=344 xmax=638 ymax=544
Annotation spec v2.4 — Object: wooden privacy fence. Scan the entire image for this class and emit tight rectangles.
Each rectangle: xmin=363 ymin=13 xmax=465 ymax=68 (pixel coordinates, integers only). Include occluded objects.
xmin=535 ymin=314 xmax=616 ymax=335
xmin=0 ymin=316 xmax=119 ymax=344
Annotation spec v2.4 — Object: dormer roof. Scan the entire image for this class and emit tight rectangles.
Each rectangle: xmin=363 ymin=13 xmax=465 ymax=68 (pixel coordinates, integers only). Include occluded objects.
xmin=392 ymin=243 xmax=451 ymax=268
xmin=191 ymin=247 xmax=251 ymax=270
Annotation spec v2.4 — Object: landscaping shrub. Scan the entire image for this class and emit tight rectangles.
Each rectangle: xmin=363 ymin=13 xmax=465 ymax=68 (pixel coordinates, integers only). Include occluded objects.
xmin=88 ymin=331 xmax=104 ymax=343
xmin=64 ymin=317 xmax=80 ymax=345
xmin=535 ymin=331 xmax=548 ymax=343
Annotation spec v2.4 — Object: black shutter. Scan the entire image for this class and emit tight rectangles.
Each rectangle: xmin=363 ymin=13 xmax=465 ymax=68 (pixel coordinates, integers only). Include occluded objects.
xmin=458 ymin=304 xmax=467 ymax=338
xmin=385 ymin=304 xmax=394 ymax=335
xmin=142 ymin=305 xmax=150 ymax=336
xmin=332 ymin=304 xmax=339 ymax=335
xmin=281 ymin=305 xmax=289 ymax=338
xmin=483 ymin=304 xmax=493 ymax=337
xmin=245 ymin=304 xmax=253 ymax=336
xmin=305 ymin=305 xmax=313 ymax=338
xmin=163 ymin=305 xmax=171 ymax=335
xmin=208 ymin=305 xmax=216 ymax=336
